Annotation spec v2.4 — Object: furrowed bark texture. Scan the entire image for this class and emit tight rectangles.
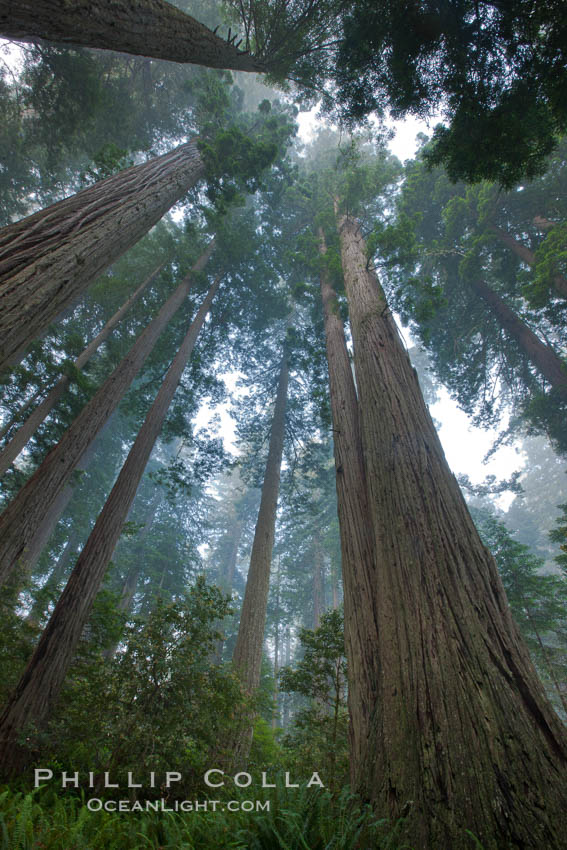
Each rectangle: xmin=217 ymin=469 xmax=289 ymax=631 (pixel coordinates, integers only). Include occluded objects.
xmin=232 ymin=353 xmax=289 ymax=694
xmin=337 ymin=214 xmax=567 ymax=849
xmin=490 ymin=224 xmax=567 ymax=299
xmin=0 ymin=262 xmax=165 ymax=476
xmin=0 ymin=139 xmax=203 ymax=370
xmin=470 ymin=278 xmax=567 ymax=401
xmin=0 ymin=0 xmax=265 ymax=71
xmin=318 ymin=227 xmax=379 ymax=784
xmin=0 ymin=243 xmax=214 ymax=587
xmin=0 ymin=274 xmax=222 ymax=777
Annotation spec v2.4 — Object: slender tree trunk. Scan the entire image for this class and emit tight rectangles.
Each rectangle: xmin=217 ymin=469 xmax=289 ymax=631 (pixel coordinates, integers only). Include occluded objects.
xmin=0 ymin=263 xmax=165 ymax=476
xmin=318 ymin=224 xmax=379 ymax=777
xmin=103 ymin=496 xmax=161 ymax=660
xmin=312 ymin=533 xmax=323 ymax=629
xmin=0 ymin=0 xmax=266 ymax=71
xmin=272 ymin=556 xmax=280 ymax=730
xmin=0 ymin=243 xmax=214 ymax=587
xmin=490 ymin=224 xmax=567 ymax=298
xmin=0 ymin=387 xmax=44 ymax=442
xmin=223 ymin=520 xmax=244 ymax=594
xmin=336 ymin=212 xmax=567 ymax=849
xmin=282 ymin=624 xmax=291 ymax=728
xmin=469 ymin=278 xmax=567 ymax=401
xmin=0 ymin=273 xmax=223 ymax=777
xmin=232 ymin=350 xmax=289 ymax=698
xmin=26 ymin=531 xmax=80 ymax=627
xmin=0 ymin=139 xmax=204 ymax=370
xmin=331 ymin=556 xmax=339 ymax=609
xmin=212 ymin=518 xmax=244 ymax=664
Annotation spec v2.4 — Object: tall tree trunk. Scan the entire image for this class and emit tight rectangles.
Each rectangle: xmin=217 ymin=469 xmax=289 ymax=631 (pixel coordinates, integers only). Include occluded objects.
xmin=312 ymin=533 xmax=323 ymax=629
xmin=0 ymin=0 xmax=266 ymax=71
xmin=0 ymin=139 xmax=204 ymax=370
xmin=469 ymin=278 xmax=567 ymax=401
xmin=0 ymin=262 xmax=165 ymax=476
xmin=0 ymin=273 xmax=223 ymax=777
xmin=232 ymin=351 xmax=288 ymax=693
xmin=337 ymin=212 xmax=567 ymax=849
xmin=331 ymin=555 xmax=339 ymax=610
xmin=282 ymin=624 xmax=291 ymax=727
xmin=490 ymin=224 xmax=567 ymax=298
xmin=0 ymin=243 xmax=214 ymax=587
xmin=0 ymin=387 xmax=44 ymax=442
xmin=272 ymin=555 xmax=280 ymax=730
xmin=103 ymin=495 xmax=161 ymax=660
xmin=318 ymin=224 xmax=379 ymax=784
xmin=212 ymin=518 xmax=244 ymax=664
xmin=26 ymin=531 xmax=80 ymax=627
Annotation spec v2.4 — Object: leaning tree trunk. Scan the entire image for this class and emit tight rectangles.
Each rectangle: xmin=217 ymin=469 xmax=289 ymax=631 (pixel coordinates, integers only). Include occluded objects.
xmin=0 ymin=273 xmax=223 ymax=778
xmin=0 ymin=262 xmax=165 ymax=476
xmin=336 ymin=212 xmax=567 ymax=849
xmin=469 ymin=277 xmax=567 ymax=401
xmin=489 ymin=223 xmax=567 ymax=299
xmin=318 ymin=225 xmax=379 ymax=785
xmin=0 ymin=242 xmax=214 ymax=587
xmin=0 ymin=0 xmax=265 ymax=71
xmin=0 ymin=139 xmax=204 ymax=370
xmin=231 ymin=350 xmax=289 ymax=758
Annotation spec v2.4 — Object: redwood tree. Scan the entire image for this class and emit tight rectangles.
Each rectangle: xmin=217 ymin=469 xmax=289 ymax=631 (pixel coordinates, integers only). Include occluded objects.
xmin=232 ymin=348 xmax=289 ymax=697
xmin=0 ymin=242 xmax=214 ymax=587
xmin=0 ymin=0 xmax=265 ymax=71
xmin=0 ymin=0 xmax=341 ymax=85
xmin=0 ymin=140 xmax=204 ymax=370
xmin=317 ymin=225 xmax=378 ymax=774
xmin=0 ymin=272 xmax=223 ymax=776
xmin=0 ymin=261 xmax=165 ymax=476
xmin=336 ymin=209 xmax=567 ymax=849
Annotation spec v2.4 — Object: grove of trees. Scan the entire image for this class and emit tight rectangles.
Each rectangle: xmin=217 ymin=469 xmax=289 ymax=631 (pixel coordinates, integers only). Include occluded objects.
xmin=0 ymin=3 xmax=566 ymax=849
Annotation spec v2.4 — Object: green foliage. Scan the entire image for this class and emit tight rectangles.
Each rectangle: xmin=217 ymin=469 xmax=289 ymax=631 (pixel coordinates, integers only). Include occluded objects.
xmin=550 ymin=503 xmax=567 ymax=577
xmin=472 ymin=507 xmax=567 ymax=718
xmin=334 ymin=0 xmax=567 ymax=185
xmin=0 ymin=781 xmax=411 ymax=849
xmin=279 ymin=609 xmax=348 ymax=792
xmin=379 ymin=149 xmax=567 ymax=449
xmin=42 ymin=578 xmax=251 ymax=791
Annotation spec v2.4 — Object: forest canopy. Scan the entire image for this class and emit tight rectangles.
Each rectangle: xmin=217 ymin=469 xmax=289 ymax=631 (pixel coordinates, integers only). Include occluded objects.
xmin=0 ymin=2 xmax=566 ymax=849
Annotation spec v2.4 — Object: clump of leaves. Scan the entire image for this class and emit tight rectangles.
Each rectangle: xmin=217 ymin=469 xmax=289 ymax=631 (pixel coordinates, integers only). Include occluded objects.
xmin=279 ymin=608 xmax=348 ymax=793
xmin=41 ymin=577 xmax=252 ymax=795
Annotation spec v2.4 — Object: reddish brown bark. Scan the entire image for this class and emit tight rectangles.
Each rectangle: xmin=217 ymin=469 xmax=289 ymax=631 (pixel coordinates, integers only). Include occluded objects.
xmin=0 ymin=139 xmax=204 ymax=370
xmin=470 ymin=278 xmax=567 ymax=401
xmin=0 ymin=273 xmax=223 ymax=777
xmin=318 ymin=225 xmax=379 ymax=784
xmin=337 ymin=213 xmax=567 ymax=849
xmin=0 ymin=262 xmax=165 ymax=476
xmin=0 ymin=0 xmax=265 ymax=71
xmin=0 ymin=242 xmax=214 ymax=587
xmin=232 ymin=351 xmax=289 ymax=694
